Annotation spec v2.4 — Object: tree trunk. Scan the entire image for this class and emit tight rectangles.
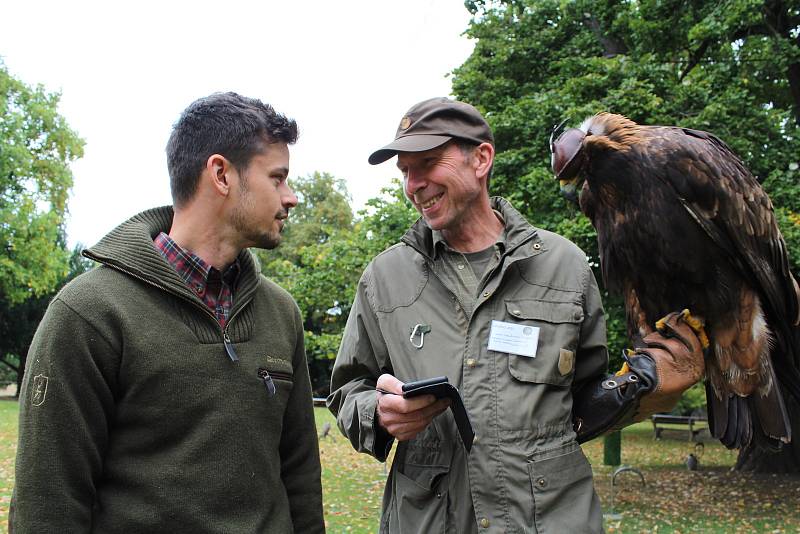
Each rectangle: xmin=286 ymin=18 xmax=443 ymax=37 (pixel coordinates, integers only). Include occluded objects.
xmin=15 ymin=366 xmax=23 ymax=398
xmin=584 ymin=15 xmax=628 ymax=58
xmin=786 ymin=60 xmax=800 ymax=127
xmin=14 ymin=353 xmax=26 ymax=399
xmin=763 ymin=0 xmax=800 ymax=125
xmin=735 ymin=393 xmax=800 ymax=472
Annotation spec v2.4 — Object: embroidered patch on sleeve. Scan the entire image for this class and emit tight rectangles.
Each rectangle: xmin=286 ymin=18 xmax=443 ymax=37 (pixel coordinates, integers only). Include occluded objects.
xmin=31 ymin=374 xmax=49 ymax=406
xmin=558 ymin=349 xmax=575 ymax=376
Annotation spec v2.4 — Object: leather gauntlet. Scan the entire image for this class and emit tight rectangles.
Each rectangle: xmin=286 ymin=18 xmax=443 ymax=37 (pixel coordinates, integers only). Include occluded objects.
xmin=573 ymin=310 xmax=706 ymax=443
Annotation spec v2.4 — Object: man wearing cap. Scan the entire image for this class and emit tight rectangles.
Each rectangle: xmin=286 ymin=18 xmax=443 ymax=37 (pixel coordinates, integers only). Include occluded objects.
xmin=327 ymin=97 xmax=705 ymax=533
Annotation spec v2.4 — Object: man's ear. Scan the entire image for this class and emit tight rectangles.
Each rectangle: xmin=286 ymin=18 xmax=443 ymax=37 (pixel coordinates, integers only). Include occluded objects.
xmin=473 ymin=142 xmax=494 ymax=181
xmin=206 ymin=154 xmax=233 ymax=197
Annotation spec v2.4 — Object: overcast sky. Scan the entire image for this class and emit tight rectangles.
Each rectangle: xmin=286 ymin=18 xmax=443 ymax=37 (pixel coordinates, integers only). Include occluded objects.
xmin=1 ymin=0 xmax=475 ymax=248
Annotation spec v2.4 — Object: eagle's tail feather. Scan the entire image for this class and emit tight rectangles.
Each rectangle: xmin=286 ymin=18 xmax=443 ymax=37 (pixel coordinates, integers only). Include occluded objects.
xmin=751 ymin=365 xmax=792 ymax=448
xmin=721 ymin=394 xmax=742 ymax=448
xmin=705 ymin=380 xmax=726 ymax=440
xmin=776 ymin=326 xmax=800 ymax=405
xmin=706 ymin=381 xmax=746 ymax=448
xmin=707 ymin=383 xmax=790 ymax=451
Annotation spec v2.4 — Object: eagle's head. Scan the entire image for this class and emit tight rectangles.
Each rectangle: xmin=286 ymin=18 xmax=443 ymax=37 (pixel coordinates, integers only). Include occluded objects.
xmin=550 ymin=120 xmax=587 ymax=204
xmin=550 ymin=113 xmax=640 ymax=204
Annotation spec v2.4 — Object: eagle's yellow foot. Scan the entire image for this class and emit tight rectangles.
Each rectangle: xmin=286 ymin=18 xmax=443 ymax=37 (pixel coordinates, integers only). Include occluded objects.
xmin=655 ymin=309 xmax=709 ymax=349
xmin=614 ymin=354 xmax=634 ymax=377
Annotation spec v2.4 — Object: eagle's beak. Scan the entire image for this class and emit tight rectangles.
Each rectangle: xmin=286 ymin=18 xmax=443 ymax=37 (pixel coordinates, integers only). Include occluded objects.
xmin=559 ymin=178 xmax=580 ymax=204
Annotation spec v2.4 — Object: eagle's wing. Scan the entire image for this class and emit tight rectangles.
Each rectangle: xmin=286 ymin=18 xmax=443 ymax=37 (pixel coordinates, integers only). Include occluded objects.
xmin=644 ymin=127 xmax=800 ymax=414
xmin=650 ymin=127 xmax=799 ymax=345
xmin=632 ymin=127 xmax=800 ymax=447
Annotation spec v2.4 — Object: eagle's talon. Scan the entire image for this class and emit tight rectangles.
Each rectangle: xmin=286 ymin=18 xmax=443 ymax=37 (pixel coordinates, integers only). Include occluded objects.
xmin=614 ymin=360 xmax=632 ymax=377
xmin=679 ymin=309 xmax=710 ymax=349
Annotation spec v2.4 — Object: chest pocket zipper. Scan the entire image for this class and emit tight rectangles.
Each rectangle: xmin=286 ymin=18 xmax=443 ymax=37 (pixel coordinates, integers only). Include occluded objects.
xmin=258 ymin=368 xmax=293 ymax=397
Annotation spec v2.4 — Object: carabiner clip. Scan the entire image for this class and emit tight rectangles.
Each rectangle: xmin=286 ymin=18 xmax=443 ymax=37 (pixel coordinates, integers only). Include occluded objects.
xmin=409 ymin=323 xmax=431 ymax=349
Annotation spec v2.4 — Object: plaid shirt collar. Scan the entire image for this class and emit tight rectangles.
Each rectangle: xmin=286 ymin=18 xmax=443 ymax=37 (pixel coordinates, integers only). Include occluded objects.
xmin=153 ymin=232 xmax=240 ymax=329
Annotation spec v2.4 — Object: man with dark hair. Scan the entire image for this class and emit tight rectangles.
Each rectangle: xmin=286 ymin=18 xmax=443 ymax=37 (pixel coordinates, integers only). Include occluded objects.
xmin=12 ymin=92 xmax=324 ymax=533
xmin=328 ymin=97 xmax=706 ymax=533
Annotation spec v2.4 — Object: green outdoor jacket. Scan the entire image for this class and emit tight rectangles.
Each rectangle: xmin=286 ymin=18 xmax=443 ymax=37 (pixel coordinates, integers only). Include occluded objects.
xmin=328 ymin=197 xmax=607 ymax=533
xmin=12 ymin=207 xmax=324 ymax=533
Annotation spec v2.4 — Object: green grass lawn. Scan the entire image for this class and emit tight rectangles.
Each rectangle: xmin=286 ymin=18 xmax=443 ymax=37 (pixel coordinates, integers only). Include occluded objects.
xmin=2 ymin=402 xmax=798 ymax=533
xmin=0 ymin=400 xmax=17 ymax=530
xmin=580 ymin=424 xmax=800 ymax=533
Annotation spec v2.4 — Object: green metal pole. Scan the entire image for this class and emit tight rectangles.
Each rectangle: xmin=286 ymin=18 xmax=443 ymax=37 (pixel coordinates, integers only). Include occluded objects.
xmin=603 ymin=430 xmax=621 ymax=466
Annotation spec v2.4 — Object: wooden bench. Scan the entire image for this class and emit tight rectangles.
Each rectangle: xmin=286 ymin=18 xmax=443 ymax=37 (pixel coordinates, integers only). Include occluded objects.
xmin=651 ymin=413 xmax=707 ymax=441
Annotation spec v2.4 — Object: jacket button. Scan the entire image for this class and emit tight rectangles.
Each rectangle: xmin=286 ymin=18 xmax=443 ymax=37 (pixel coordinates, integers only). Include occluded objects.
xmin=483 ymin=291 xmax=491 ymax=298
xmin=537 ymin=477 xmax=547 ymax=488
xmin=512 ymin=309 xmax=522 ymax=316
xmin=480 ymin=518 xmax=490 ymax=528
xmin=466 ymin=358 xmax=476 ymax=368
xmin=457 ymin=263 xmax=465 ymax=270
xmin=436 ymin=491 xmax=442 ymax=499
xmin=533 ymin=243 xmax=542 ymax=250
xmin=574 ymin=310 xmax=582 ymax=320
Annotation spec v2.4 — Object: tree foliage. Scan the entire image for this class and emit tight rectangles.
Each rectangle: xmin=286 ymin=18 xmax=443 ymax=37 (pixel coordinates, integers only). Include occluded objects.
xmin=258 ymin=175 xmax=417 ymax=393
xmin=0 ymin=61 xmax=84 ymax=304
xmin=272 ymin=171 xmax=354 ymax=259
xmin=453 ymin=0 xmax=800 ymax=351
xmin=0 ymin=243 xmax=93 ymax=393
xmin=452 ymin=0 xmax=800 ymax=470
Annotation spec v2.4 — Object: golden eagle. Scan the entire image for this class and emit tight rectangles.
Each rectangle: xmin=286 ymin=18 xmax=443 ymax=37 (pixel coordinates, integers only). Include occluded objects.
xmin=550 ymin=113 xmax=800 ymax=450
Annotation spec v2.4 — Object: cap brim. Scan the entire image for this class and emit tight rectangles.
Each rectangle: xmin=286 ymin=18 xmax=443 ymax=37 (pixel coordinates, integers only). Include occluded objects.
xmin=367 ymin=134 xmax=452 ymax=165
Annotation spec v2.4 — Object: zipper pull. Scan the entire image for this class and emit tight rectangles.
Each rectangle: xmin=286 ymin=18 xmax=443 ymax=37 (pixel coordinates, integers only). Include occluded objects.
xmin=258 ymin=368 xmax=277 ymax=397
xmin=223 ymin=332 xmax=239 ymax=362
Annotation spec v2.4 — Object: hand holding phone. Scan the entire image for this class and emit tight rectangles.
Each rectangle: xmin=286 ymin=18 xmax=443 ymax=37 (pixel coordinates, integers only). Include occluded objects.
xmin=375 ymin=374 xmax=450 ymax=442
xmin=401 ymin=376 xmax=474 ymax=452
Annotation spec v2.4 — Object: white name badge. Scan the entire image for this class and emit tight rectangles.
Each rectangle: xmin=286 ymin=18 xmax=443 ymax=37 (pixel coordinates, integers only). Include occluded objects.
xmin=488 ymin=320 xmax=539 ymax=358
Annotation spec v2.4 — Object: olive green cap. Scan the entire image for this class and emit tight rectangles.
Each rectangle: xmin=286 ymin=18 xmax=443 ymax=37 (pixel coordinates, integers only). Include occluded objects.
xmin=368 ymin=97 xmax=494 ymax=165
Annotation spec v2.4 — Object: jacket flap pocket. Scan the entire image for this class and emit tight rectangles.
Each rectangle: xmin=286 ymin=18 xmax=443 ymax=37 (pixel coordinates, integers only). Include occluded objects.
xmin=508 ymin=354 xmax=571 ymax=386
xmin=527 ymin=446 xmax=602 ymax=533
xmin=504 ymin=300 xmax=582 ymax=386
xmin=505 ymin=300 xmax=583 ymax=324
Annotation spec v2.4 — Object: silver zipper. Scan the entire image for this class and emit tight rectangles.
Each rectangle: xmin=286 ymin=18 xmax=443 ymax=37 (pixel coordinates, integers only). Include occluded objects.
xmin=258 ymin=368 xmax=277 ymax=396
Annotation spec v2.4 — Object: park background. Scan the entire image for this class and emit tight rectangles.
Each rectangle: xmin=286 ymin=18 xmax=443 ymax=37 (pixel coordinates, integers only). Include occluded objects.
xmin=1 ymin=0 xmax=800 ymax=531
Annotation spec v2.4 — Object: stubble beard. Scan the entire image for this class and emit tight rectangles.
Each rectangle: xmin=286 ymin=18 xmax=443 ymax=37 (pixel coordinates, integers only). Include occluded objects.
xmin=231 ymin=199 xmax=283 ymax=251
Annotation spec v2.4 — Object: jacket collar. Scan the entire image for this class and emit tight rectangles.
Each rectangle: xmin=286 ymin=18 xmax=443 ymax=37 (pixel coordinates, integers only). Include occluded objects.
xmin=82 ymin=206 xmax=261 ymax=310
xmin=401 ymin=197 xmax=539 ymax=260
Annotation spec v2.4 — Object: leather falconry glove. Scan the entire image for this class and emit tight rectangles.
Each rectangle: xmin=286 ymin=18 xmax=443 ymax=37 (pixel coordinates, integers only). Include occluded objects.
xmin=573 ymin=310 xmax=706 ymax=443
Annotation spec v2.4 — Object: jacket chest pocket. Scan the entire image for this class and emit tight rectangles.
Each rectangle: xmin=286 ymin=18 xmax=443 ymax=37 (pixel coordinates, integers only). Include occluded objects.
xmin=252 ymin=351 xmax=294 ymax=401
xmin=502 ymin=299 xmax=583 ymax=386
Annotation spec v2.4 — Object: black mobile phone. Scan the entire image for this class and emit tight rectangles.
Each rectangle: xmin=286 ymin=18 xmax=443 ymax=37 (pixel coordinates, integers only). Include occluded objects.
xmin=401 ymin=376 xmax=451 ymax=398
xmin=400 ymin=376 xmax=474 ymax=453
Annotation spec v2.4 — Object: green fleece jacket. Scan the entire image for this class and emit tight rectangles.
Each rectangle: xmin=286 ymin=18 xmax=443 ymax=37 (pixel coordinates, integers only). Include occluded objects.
xmin=11 ymin=207 xmax=324 ymax=533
